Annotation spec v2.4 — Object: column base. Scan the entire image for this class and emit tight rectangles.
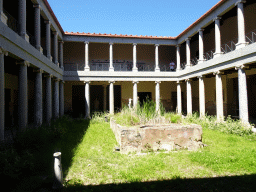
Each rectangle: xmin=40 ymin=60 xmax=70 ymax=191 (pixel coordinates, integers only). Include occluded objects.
xmin=155 ymin=67 xmax=160 ymax=72
xmin=109 ymin=67 xmax=114 ymax=72
xmin=213 ymin=52 xmax=224 ymax=58
xmin=132 ymin=67 xmax=138 ymax=72
xmin=84 ymin=67 xmax=90 ymax=71
xmin=55 ymin=62 xmax=59 ymax=67
xmin=186 ymin=63 xmax=192 ymax=69
xmin=236 ymin=42 xmax=249 ymax=49
xmin=1 ymin=12 xmax=8 ymax=25
xmin=198 ymin=59 xmax=206 ymax=64
xmin=25 ymin=34 xmax=29 ymax=43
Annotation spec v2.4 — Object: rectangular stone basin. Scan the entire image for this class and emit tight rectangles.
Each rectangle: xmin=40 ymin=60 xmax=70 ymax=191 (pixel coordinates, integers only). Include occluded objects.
xmin=110 ymin=118 xmax=203 ymax=153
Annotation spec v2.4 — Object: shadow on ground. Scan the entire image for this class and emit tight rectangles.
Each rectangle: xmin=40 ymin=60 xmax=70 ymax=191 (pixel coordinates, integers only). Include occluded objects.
xmin=64 ymin=174 xmax=256 ymax=192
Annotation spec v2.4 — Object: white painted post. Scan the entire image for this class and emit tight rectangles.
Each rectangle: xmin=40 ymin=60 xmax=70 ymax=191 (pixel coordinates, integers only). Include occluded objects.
xmin=34 ymin=4 xmax=41 ymax=51
xmin=176 ymin=45 xmax=181 ymax=71
xmin=109 ymin=81 xmax=115 ymax=114
xmin=236 ymin=0 xmax=248 ymax=49
xmin=53 ymin=152 xmax=63 ymax=189
xmin=177 ymin=81 xmax=182 ymax=114
xmin=84 ymin=41 xmax=90 ymax=71
xmin=0 ymin=47 xmax=7 ymax=141
xmin=84 ymin=81 xmax=90 ymax=118
xmin=213 ymin=71 xmax=224 ymax=121
xmin=109 ymin=43 xmax=114 ymax=71
xmin=186 ymin=38 xmax=191 ymax=68
xmin=198 ymin=29 xmax=205 ymax=64
xmin=17 ymin=61 xmax=29 ymax=131
xmin=198 ymin=75 xmax=205 ymax=117
xmin=186 ymin=79 xmax=192 ymax=115
xmin=133 ymin=43 xmax=138 ymax=72
xmin=155 ymin=44 xmax=160 ymax=72
xmin=235 ymin=65 xmax=249 ymax=123
xmin=213 ymin=17 xmax=223 ymax=58
xmin=133 ymin=81 xmax=138 ymax=107
xmin=155 ymin=81 xmax=161 ymax=113
xmin=34 ymin=69 xmax=43 ymax=127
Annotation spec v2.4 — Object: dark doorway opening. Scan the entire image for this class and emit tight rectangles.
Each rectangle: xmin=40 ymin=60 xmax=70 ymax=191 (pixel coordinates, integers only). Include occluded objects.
xmin=138 ymin=92 xmax=152 ymax=105
xmin=90 ymin=85 xmax=104 ymax=113
xmin=72 ymin=85 xmax=85 ymax=118
xmin=5 ymin=88 xmax=11 ymax=127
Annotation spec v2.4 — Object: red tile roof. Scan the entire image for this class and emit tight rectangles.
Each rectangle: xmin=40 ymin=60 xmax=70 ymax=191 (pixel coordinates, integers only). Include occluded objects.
xmin=44 ymin=0 xmax=227 ymax=40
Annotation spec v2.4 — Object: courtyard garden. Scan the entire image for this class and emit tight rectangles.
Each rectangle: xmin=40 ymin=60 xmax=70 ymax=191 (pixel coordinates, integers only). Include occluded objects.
xmin=1 ymin=101 xmax=256 ymax=191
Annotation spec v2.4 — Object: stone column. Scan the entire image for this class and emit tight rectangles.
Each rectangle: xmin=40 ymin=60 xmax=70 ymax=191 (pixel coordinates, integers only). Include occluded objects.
xmin=133 ymin=43 xmax=138 ymax=72
xmin=34 ymin=4 xmax=41 ymax=51
xmin=186 ymin=79 xmax=192 ymax=115
xmin=155 ymin=44 xmax=160 ymax=72
xmin=176 ymin=45 xmax=181 ymax=71
xmin=235 ymin=65 xmax=249 ymax=123
xmin=53 ymin=31 xmax=58 ymax=65
xmin=186 ymin=38 xmax=191 ymax=68
xmin=198 ymin=29 xmax=205 ymax=63
xmin=59 ymin=41 xmax=64 ymax=70
xmin=53 ymin=78 xmax=60 ymax=119
xmin=45 ymin=20 xmax=51 ymax=60
xmin=84 ymin=81 xmax=90 ymax=118
xmin=59 ymin=80 xmax=64 ymax=117
xmin=18 ymin=0 xmax=28 ymax=41
xmin=109 ymin=81 xmax=115 ymax=114
xmin=236 ymin=0 xmax=248 ymax=49
xmin=177 ymin=81 xmax=182 ymax=114
xmin=45 ymin=74 xmax=52 ymax=124
xmin=133 ymin=81 xmax=139 ymax=107
xmin=155 ymin=81 xmax=161 ymax=113
xmin=103 ymin=84 xmax=107 ymax=111
xmin=84 ymin=41 xmax=90 ymax=71
xmin=198 ymin=75 xmax=205 ymax=117
xmin=17 ymin=61 xmax=29 ymax=131
xmin=0 ymin=0 xmax=8 ymax=25
xmin=0 ymin=47 xmax=7 ymax=141
xmin=213 ymin=17 xmax=223 ymax=58
xmin=34 ymin=69 xmax=43 ymax=127
xmin=109 ymin=43 xmax=114 ymax=71
xmin=213 ymin=71 xmax=224 ymax=121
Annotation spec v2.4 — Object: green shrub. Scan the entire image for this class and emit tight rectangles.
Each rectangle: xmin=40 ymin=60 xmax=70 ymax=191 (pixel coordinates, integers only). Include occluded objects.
xmin=164 ymin=112 xmax=182 ymax=123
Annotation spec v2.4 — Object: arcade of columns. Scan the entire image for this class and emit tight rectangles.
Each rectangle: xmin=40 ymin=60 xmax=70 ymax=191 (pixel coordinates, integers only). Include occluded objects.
xmin=83 ymin=1 xmax=249 ymax=124
xmin=0 ymin=0 xmax=65 ymax=140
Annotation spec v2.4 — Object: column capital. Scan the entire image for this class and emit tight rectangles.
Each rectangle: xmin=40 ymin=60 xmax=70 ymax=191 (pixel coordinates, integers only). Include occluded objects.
xmin=59 ymin=40 xmax=64 ymax=44
xmin=198 ymin=28 xmax=204 ymax=32
xmin=155 ymin=44 xmax=159 ymax=47
xmin=84 ymin=41 xmax=89 ymax=44
xmin=132 ymin=81 xmax=139 ymax=84
xmin=176 ymin=80 xmax=182 ymax=84
xmin=185 ymin=37 xmax=191 ymax=42
xmin=133 ymin=43 xmax=137 ymax=46
xmin=235 ymin=64 xmax=249 ymax=70
xmin=185 ymin=78 xmax=191 ymax=82
xmin=44 ymin=20 xmax=51 ymax=24
xmin=16 ymin=60 xmax=30 ymax=67
xmin=84 ymin=81 xmax=91 ymax=84
xmin=0 ymin=47 xmax=8 ymax=56
xmin=53 ymin=31 xmax=58 ymax=36
xmin=44 ymin=73 xmax=53 ymax=78
xmin=109 ymin=42 xmax=114 ymax=45
xmin=176 ymin=44 xmax=181 ymax=48
xmin=155 ymin=81 xmax=161 ymax=84
xmin=213 ymin=17 xmax=221 ymax=22
xmin=33 ymin=69 xmax=43 ymax=73
xmin=197 ymin=75 xmax=205 ymax=79
xmin=33 ymin=4 xmax=41 ymax=9
xmin=213 ymin=70 xmax=224 ymax=75
xmin=109 ymin=81 xmax=115 ymax=84
xmin=53 ymin=77 xmax=60 ymax=82
xmin=235 ymin=0 xmax=246 ymax=6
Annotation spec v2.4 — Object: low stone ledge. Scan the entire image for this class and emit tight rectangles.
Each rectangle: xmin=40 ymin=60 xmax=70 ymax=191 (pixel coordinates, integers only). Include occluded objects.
xmin=110 ymin=118 xmax=203 ymax=154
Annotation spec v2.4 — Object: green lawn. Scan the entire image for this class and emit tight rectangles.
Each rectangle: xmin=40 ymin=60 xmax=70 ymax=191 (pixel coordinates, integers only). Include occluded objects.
xmin=64 ymin=119 xmax=256 ymax=189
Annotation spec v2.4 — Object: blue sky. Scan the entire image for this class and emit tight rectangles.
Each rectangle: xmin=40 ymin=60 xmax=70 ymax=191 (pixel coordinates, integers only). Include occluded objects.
xmin=48 ymin=0 xmax=220 ymax=37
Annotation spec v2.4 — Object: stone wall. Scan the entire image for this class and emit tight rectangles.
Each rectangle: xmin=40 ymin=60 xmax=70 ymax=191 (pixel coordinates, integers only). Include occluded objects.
xmin=110 ymin=118 xmax=203 ymax=154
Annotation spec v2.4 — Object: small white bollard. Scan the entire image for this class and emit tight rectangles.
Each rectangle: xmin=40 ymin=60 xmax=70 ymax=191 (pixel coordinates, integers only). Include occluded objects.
xmin=53 ymin=152 xmax=63 ymax=189
xmin=128 ymin=98 xmax=132 ymax=109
